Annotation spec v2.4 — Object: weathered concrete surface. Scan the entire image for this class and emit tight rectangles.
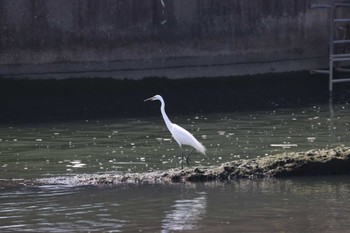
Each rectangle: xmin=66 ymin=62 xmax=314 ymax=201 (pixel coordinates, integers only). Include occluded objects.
xmin=0 ymin=0 xmax=329 ymax=78
xmin=3 ymin=146 xmax=349 ymax=188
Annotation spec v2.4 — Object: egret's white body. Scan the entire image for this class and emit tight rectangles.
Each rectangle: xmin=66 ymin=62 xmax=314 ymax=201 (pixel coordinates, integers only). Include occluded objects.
xmin=170 ymin=123 xmax=206 ymax=154
xmin=144 ymin=95 xmax=206 ymax=167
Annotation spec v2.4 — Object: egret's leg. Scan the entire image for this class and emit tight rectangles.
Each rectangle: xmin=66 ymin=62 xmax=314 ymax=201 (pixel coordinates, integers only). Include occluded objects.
xmin=180 ymin=151 xmax=184 ymax=169
xmin=185 ymin=148 xmax=196 ymax=166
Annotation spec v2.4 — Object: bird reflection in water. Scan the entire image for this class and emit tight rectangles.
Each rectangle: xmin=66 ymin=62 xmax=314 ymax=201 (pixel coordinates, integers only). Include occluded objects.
xmin=161 ymin=192 xmax=207 ymax=232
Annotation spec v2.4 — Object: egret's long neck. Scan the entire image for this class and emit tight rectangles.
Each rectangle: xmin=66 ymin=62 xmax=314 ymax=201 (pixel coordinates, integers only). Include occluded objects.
xmin=159 ymin=98 xmax=173 ymax=131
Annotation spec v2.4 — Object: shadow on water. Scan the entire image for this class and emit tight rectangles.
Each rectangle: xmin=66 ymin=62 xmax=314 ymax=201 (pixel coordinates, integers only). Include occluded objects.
xmin=1 ymin=71 xmax=350 ymax=123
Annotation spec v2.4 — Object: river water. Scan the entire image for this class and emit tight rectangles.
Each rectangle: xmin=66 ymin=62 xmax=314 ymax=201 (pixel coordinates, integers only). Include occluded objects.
xmin=0 ymin=94 xmax=350 ymax=232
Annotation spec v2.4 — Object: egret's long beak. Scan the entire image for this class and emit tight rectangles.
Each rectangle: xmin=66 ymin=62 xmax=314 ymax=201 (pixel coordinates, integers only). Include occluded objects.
xmin=144 ymin=97 xmax=154 ymax=102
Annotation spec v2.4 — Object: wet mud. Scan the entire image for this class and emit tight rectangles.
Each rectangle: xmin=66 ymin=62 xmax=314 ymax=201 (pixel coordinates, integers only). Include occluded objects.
xmin=2 ymin=146 xmax=350 ymax=188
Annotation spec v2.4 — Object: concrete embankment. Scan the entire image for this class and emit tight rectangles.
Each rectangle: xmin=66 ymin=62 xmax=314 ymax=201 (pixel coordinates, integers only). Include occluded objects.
xmin=0 ymin=0 xmax=328 ymax=78
xmin=2 ymin=146 xmax=349 ymax=188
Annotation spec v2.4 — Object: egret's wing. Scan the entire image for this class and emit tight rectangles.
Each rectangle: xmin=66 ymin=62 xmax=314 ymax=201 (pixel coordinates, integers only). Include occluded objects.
xmin=172 ymin=124 xmax=206 ymax=154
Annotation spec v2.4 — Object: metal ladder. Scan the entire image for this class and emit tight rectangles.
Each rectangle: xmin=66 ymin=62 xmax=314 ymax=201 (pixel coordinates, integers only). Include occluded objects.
xmin=312 ymin=1 xmax=350 ymax=92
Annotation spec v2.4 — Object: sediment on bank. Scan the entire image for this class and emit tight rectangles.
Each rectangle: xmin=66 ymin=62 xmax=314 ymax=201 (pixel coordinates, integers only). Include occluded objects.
xmin=1 ymin=146 xmax=349 ymax=188
xmin=46 ymin=146 xmax=350 ymax=186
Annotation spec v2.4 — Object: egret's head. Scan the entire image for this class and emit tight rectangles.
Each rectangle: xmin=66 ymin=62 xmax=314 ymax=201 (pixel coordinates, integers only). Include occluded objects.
xmin=144 ymin=95 xmax=162 ymax=102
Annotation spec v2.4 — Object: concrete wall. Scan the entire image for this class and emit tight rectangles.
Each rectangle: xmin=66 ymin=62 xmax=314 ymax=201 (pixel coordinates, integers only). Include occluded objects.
xmin=0 ymin=0 xmax=330 ymax=79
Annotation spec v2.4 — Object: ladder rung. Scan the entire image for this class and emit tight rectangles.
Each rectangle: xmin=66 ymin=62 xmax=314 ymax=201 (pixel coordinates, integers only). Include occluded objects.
xmin=334 ymin=18 xmax=350 ymax=23
xmin=311 ymin=3 xmax=350 ymax=8
xmin=313 ymin=69 xmax=330 ymax=74
xmin=332 ymin=54 xmax=350 ymax=61
xmin=334 ymin=39 xmax=350 ymax=44
xmin=333 ymin=57 xmax=350 ymax=61
xmin=332 ymin=78 xmax=350 ymax=83
xmin=335 ymin=67 xmax=350 ymax=72
xmin=312 ymin=68 xmax=350 ymax=75
xmin=335 ymin=3 xmax=350 ymax=7
xmin=333 ymin=53 xmax=350 ymax=58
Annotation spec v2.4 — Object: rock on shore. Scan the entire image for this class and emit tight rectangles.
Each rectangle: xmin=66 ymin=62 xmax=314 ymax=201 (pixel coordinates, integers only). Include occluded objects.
xmin=2 ymin=146 xmax=350 ymax=188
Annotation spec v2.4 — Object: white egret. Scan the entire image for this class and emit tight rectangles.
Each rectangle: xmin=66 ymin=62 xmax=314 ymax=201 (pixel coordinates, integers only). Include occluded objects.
xmin=144 ymin=95 xmax=206 ymax=169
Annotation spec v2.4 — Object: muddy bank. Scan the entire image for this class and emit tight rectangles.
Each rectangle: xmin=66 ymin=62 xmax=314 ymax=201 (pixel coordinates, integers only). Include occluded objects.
xmin=45 ymin=146 xmax=350 ymax=185
xmin=84 ymin=146 xmax=350 ymax=185
xmin=2 ymin=146 xmax=350 ymax=188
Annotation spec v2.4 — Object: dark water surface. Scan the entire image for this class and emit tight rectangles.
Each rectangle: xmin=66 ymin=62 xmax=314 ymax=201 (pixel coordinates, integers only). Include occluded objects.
xmin=0 ymin=97 xmax=349 ymax=179
xmin=0 ymin=103 xmax=350 ymax=179
xmin=1 ymin=75 xmax=350 ymax=232
xmin=1 ymin=177 xmax=350 ymax=232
